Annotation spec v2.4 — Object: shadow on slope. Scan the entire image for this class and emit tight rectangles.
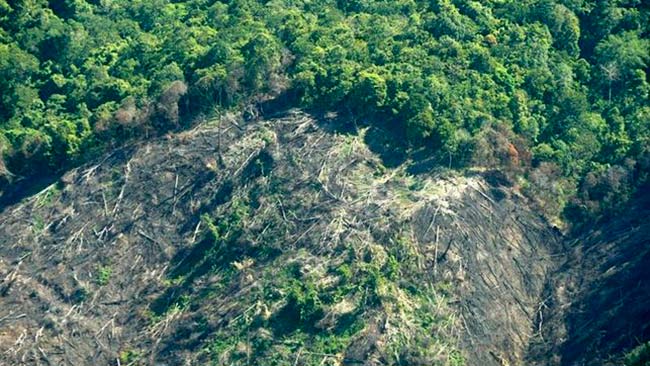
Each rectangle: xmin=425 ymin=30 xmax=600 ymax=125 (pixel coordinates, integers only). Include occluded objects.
xmin=527 ymin=186 xmax=650 ymax=365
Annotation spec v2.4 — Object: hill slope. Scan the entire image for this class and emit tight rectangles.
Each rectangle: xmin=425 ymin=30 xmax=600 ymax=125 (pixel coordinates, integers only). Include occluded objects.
xmin=527 ymin=191 xmax=650 ymax=366
xmin=0 ymin=111 xmax=563 ymax=366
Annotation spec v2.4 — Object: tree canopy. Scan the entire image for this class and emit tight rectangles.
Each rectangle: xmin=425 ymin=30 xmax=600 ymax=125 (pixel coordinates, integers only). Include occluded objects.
xmin=1 ymin=0 xmax=649 ymax=223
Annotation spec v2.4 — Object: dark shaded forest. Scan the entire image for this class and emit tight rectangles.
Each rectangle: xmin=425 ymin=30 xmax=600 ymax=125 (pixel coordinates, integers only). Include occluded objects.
xmin=1 ymin=0 xmax=649 ymax=225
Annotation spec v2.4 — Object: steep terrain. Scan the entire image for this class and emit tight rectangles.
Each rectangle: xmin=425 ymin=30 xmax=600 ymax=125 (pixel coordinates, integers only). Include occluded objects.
xmin=526 ymin=191 xmax=650 ymax=366
xmin=0 ymin=110 xmax=641 ymax=366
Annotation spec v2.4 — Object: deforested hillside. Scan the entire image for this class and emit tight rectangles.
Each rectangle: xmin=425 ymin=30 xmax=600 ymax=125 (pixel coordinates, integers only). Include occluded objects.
xmin=0 ymin=111 xmax=562 ymax=366
xmin=527 ymin=189 xmax=650 ymax=366
xmin=2 ymin=0 xmax=650 ymax=364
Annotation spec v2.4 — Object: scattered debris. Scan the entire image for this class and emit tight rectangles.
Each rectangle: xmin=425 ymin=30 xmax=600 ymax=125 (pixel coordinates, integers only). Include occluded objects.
xmin=0 ymin=110 xmax=563 ymax=366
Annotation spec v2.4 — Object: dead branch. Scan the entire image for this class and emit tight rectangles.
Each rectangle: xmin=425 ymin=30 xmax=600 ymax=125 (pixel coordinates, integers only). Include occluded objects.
xmin=95 ymin=313 xmax=117 ymax=338
xmin=94 ymin=224 xmax=113 ymax=242
xmin=190 ymin=220 xmax=202 ymax=245
xmin=471 ymin=185 xmax=495 ymax=205
xmin=293 ymin=347 xmax=303 ymax=366
xmin=228 ymin=303 xmax=258 ymax=327
xmin=101 ymin=191 xmax=109 ymax=218
xmin=535 ymin=295 xmax=552 ymax=341
xmin=276 ymin=198 xmax=289 ymax=223
xmin=137 ymin=229 xmax=164 ymax=249
xmin=34 ymin=326 xmax=44 ymax=343
xmin=300 ymin=133 xmax=326 ymax=157
xmin=112 ymin=181 xmax=128 ymax=217
xmin=434 ymin=226 xmax=440 ymax=276
xmin=233 ymin=148 xmax=263 ymax=178
xmin=0 ymin=312 xmax=26 ymax=324
xmin=292 ymin=222 xmax=318 ymax=247
xmin=37 ymin=347 xmax=51 ymax=365
xmin=424 ymin=203 xmax=442 ymax=239
xmin=172 ymin=173 xmax=179 ymax=215
xmin=129 ymin=255 xmax=143 ymax=272
xmin=226 ymin=114 xmax=243 ymax=131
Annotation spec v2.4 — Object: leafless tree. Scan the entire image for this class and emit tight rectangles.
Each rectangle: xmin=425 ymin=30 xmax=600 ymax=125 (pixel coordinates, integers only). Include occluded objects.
xmin=600 ymin=62 xmax=620 ymax=102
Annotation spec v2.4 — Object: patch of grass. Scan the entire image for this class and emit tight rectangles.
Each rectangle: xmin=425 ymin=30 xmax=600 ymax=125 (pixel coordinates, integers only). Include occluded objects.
xmin=31 ymin=215 xmax=45 ymax=233
xmin=270 ymin=279 xmax=325 ymax=335
xmin=199 ymin=256 xmax=369 ymax=365
xmin=96 ymin=266 xmax=112 ymax=286
xmin=147 ymin=294 xmax=191 ymax=324
xmin=339 ymin=135 xmax=359 ymax=159
xmin=373 ymin=162 xmax=387 ymax=177
xmin=449 ymin=349 xmax=466 ymax=366
xmin=119 ymin=349 xmax=142 ymax=365
xmin=34 ymin=183 xmax=62 ymax=207
xmin=151 ymin=197 xmax=253 ymax=316
xmin=408 ymin=180 xmax=425 ymax=191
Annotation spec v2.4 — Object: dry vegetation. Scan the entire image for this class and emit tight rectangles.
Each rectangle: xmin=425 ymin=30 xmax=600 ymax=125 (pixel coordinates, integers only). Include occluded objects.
xmin=0 ymin=111 xmax=563 ymax=366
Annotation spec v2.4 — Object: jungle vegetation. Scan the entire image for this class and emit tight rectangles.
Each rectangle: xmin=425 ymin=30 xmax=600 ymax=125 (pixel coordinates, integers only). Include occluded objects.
xmin=1 ymin=0 xmax=649 ymax=225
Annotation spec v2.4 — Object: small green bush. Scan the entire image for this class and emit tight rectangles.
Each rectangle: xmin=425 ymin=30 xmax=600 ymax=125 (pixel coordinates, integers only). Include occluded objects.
xmin=626 ymin=342 xmax=650 ymax=366
xmin=96 ymin=266 xmax=112 ymax=286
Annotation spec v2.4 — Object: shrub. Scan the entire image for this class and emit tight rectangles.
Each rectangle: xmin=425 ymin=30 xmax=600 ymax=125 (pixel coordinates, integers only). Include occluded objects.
xmin=97 ymin=266 xmax=112 ymax=286
xmin=625 ymin=342 xmax=650 ymax=366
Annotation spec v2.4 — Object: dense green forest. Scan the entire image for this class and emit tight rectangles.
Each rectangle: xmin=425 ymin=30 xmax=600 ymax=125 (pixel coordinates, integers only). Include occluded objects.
xmin=1 ymin=0 xmax=649 ymax=225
